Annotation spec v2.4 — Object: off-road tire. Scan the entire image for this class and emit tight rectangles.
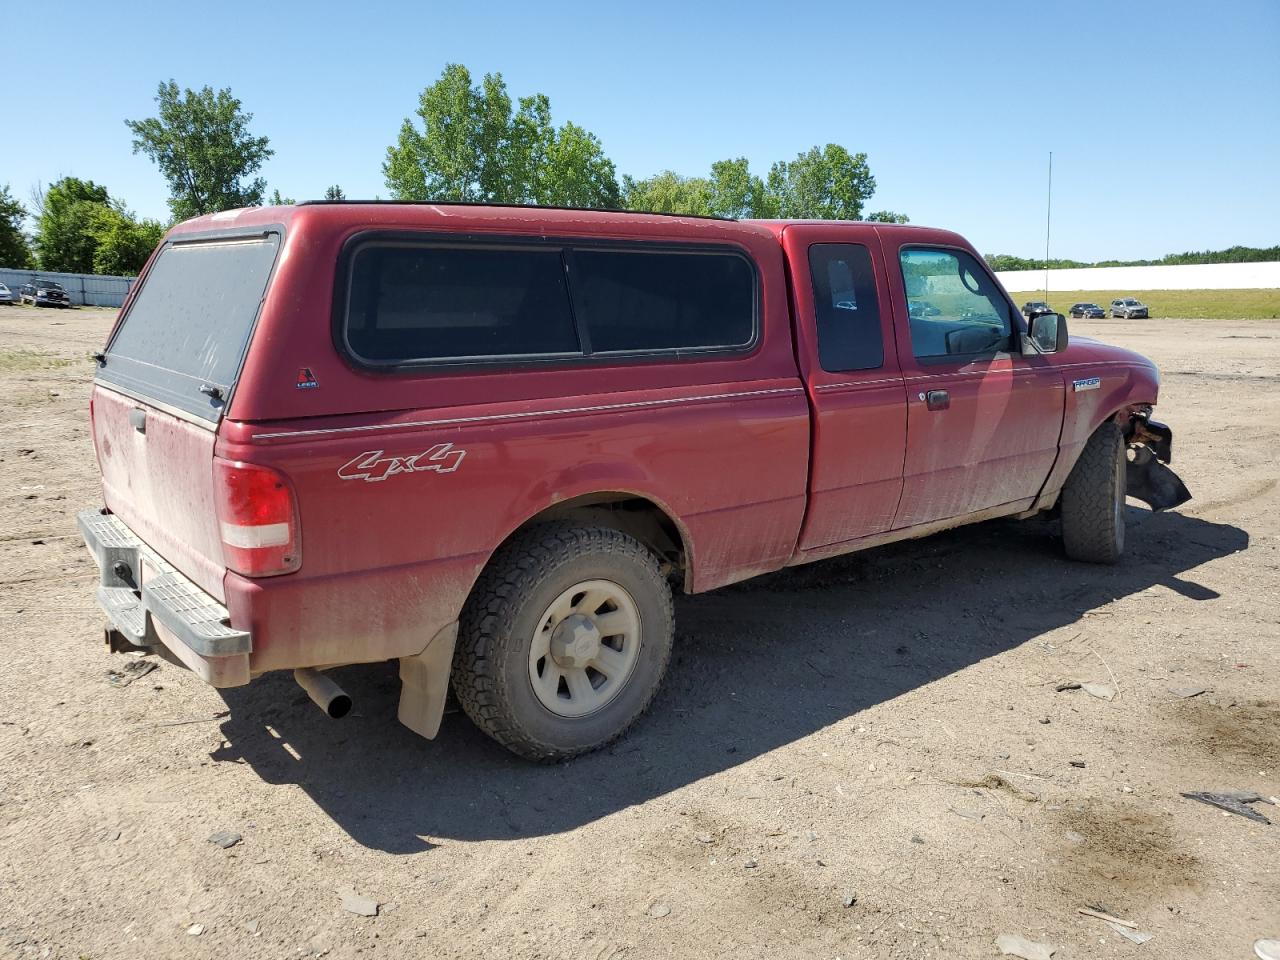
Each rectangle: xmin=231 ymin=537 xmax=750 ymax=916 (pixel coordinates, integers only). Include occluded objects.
xmin=1061 ymin=421 xmax=1126 ymax=563
xmin=452 ymin=523 xmax=675 ymax=761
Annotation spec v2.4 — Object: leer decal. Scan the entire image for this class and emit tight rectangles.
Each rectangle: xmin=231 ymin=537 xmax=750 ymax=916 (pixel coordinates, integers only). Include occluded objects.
xmin=338 ymin=443 xmax=466 ymax=482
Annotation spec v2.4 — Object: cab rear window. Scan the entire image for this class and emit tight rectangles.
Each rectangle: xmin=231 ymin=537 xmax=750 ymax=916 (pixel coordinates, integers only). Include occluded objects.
xmin=340 ymin=239 xmax=757 ymax=368
xmin=98 ymin=233 xmax=280 ymax=421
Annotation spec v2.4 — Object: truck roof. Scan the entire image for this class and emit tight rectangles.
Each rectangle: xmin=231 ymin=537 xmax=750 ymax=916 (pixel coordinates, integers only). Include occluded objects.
xmin=168 ymin=202 xmax=967 ymax=249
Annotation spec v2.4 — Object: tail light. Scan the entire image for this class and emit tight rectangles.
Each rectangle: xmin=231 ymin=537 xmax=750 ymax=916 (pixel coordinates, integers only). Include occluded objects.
xmin=213 ymin=457 xmax=301 ymax=577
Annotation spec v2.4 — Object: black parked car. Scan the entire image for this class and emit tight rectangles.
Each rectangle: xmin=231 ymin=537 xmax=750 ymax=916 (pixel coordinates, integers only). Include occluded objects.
xmin=19 ymin=279 xmax=71 ymax=308
xmin=1021 ymin=300 xmax=1054 ymax=319
xmin=1069 ymin=302 xmax=1106 ymax=319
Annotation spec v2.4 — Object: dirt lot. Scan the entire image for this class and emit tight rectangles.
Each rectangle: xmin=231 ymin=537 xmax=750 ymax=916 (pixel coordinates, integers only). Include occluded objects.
xmin=1 ymin=306 xmax=1277 ymax=960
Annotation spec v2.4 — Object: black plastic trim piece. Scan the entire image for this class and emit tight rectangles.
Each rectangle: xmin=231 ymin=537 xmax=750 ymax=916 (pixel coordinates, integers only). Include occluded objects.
xmin=296 ymin=198 xmax=737 ymax=222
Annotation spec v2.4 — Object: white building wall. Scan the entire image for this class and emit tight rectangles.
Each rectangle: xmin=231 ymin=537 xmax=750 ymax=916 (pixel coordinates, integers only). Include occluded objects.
xmin=995 ymin=261 xmax=1280 ymax=292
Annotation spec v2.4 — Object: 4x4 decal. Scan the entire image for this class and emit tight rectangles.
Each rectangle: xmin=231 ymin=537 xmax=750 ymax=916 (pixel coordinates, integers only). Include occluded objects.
xmin=338 ymin=444 xmax=466 ymax=482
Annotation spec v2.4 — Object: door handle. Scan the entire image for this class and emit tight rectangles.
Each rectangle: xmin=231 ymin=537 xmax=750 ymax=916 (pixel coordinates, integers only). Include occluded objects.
xmin=925 ymin=389 xmax=950 ymax=411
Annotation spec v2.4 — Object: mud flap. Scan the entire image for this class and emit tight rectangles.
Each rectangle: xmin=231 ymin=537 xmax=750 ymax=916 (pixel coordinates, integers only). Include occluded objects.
xmin=1126 ymin=444 xmax=1192 ymax=511
xmin=397 ymin=621 xmax=458 ymax=740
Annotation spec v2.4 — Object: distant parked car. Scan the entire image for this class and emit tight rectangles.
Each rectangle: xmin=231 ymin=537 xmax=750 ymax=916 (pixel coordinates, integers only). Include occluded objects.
xmin=1110 ymin=298 xmax=1149 ymax=319
xmin=1022 ymin=300 xmax=1054 ymax=319
xmin=1069 ymin=302 xmax=1106 ymax=319
xmin=0 ymin=282 xmax=14 ymax=305
xmin=19 ymin=279 xmax=71 ymax=308
xmin=907 ymin=299 xmax=941 ymax=318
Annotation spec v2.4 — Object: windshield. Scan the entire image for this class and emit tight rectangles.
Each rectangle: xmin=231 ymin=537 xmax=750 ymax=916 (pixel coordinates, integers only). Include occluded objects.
xmin=38 ymin=281 xmax=64 ymax=290
xmin=97 ymin=233 xmax=281 ymax=421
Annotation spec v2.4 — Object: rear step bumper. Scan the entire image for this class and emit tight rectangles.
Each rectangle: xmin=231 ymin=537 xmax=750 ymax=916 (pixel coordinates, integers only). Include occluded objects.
xmin=77 ymin=509 xmax=251 ymax=687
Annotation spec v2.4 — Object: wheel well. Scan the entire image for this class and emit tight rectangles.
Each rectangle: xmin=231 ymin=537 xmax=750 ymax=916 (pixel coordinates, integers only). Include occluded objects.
xmin=500 ymin=493 xmax=690 ymax=591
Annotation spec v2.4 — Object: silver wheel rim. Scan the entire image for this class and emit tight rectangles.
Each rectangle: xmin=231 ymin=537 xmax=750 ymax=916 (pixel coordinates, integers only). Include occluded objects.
xmin=528 ymin=579 xmax=642 ymax=718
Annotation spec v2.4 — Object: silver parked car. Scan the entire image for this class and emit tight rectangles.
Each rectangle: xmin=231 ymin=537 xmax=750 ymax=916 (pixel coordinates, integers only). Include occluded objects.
xmin=1110 ymin=297 xmax=1149 ymax=319
xmin=0 ymin=282 xmax=14 ymax=305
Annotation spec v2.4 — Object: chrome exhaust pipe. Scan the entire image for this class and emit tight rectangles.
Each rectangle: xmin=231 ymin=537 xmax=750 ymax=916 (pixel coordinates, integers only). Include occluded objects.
xmin=293 ymin=668 xmax=352 ymax=719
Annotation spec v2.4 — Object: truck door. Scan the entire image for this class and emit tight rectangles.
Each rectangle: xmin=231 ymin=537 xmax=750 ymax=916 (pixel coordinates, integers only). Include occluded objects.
xmin=885 ymin=242 xmax=1064 ymax=528
xmin=780 ymin=225 xmax=908 ymax=551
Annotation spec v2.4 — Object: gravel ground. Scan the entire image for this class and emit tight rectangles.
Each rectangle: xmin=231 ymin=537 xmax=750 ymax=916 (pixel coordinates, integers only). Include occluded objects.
xmin=1 ymin=305 xmax=1277 ymax=960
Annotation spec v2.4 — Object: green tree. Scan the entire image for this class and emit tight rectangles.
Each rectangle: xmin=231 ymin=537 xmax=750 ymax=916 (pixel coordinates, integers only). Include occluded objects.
xmin=384 ymin=64 xmax=619 ymax=208
xmin=268 ymin=189 xmax=296 ymax=206
xmin=88 ymin=207 xmax=165 ymax=275
xmin=621 ymin=171 xmax=714 ymax=216
xmin=766 ymin=144 xmax=875 ymax=220
xmin=126 ymin=80 xmax=273 ymax=221
xmin=865 ymin=210 xmax=910 ymax=224
xmin=534 ymin=122 xmax=619 ymax=208
xmin=324 ymin=184 xmax=346 ymax=200
xmin=0 ymin=184 xmax=34 ymax=269
xmin=35 ymin=177 xmax=110 ymax=272
xmin=622 ymin=146 xmax=892 ymax=221
xmin=708 ymin=158 xmax=774 ymax=219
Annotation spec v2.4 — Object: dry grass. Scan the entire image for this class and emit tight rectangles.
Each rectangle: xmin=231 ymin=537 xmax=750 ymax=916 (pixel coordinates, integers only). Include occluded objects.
xmin=0 ymin=349 xmax=76 ymax=371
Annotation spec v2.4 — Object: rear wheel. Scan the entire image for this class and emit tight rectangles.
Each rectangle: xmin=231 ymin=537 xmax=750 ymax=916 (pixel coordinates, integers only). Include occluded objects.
xmin=453 ymin=523 xmax=675 ymax=761
xmin=1060 ymin=421 xmax=1126 ymax=563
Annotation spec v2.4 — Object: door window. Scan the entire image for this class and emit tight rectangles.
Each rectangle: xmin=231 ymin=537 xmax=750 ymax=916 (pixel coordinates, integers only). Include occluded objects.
xmin=899 ymin=248 xmax=1014 ymax=359
xmin=807 ymin=243 xmax=884 ymax=372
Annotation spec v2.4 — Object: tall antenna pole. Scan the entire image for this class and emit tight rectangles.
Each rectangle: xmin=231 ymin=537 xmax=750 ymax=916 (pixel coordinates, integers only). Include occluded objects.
xmin=1044 ymin=151 xmax=1053 ymax=299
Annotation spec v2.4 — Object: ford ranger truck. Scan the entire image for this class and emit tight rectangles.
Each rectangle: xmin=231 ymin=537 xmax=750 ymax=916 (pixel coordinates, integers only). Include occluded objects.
xmin=78 ymin=203 xmax=1190 ymax=761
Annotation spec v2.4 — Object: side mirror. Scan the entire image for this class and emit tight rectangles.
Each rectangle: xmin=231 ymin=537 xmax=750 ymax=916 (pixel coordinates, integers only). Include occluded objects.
xmin=1027 ymin=312 xmax=1068 ymax=354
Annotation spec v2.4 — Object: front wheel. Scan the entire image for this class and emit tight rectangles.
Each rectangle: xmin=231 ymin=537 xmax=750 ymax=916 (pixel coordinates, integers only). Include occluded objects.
xmin=1060 ymin=421 xmax=1126 ymax=563
xmin=452 ymin=523 xmax=675 ymax=761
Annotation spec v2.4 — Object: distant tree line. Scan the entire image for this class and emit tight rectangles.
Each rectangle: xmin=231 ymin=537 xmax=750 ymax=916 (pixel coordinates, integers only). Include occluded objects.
xmin=985 ymin=245 xmax=1280 ymax=272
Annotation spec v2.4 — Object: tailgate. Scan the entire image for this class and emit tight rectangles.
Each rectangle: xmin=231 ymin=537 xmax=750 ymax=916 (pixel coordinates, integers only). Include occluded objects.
xmin=92 ymin=386 xmax=227 ymax=600
xmin=90 ymin=230 xmax=283 ymax=601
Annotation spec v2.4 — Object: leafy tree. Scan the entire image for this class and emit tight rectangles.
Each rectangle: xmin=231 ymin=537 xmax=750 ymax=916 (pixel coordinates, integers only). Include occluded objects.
xmin=0 ymin=184 xmax=34 ymax=269
xmin=708 ymin=158 xmax=775 ymax=219
xmin=268 ymin=189 xmax=296 ymax=206
xmin=623 ymin=146 xmax=889 ymax=221
xmin=766 ymin=144 xmax=875 ymax=220
xmin=324 ymin=184 xmax=346 ymax=200
xmin=384 ymin=64 xmax=619 ymax=208
xmin=534 ymin=122 xmax=619 ymax=208
xmin=88 ymin=207 xmax=165 ymax=275
xmin=865 ymin=210 xmax=910 ymax=224
xmin=126 ymin=80 xmax=273 ymax=221
xmin=621 ymin=171 xmax=714 ymax=216
xmin=34 ymin=177 xmax=110 ymax=272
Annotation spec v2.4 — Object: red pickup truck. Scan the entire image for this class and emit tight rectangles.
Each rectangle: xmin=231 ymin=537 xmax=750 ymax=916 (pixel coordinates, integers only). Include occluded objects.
xmin=78 ymin=203 xmax=1190 ymax=760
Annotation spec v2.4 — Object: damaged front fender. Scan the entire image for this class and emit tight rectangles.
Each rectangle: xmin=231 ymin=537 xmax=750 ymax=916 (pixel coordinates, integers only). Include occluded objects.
xmin=1125 ymin=413 xmax=1192 ymax=511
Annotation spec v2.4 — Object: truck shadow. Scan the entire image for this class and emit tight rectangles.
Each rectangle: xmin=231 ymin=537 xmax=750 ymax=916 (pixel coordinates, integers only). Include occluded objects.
xmin=211 ymin=507 xmax=1247 ymax=853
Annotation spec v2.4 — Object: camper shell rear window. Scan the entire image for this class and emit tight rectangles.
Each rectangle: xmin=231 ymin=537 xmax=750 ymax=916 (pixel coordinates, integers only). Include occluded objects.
xmin=97 ymin=232 xmax=281 ymax=422
xmin=338 ymin=235 xmax=758 ymax=370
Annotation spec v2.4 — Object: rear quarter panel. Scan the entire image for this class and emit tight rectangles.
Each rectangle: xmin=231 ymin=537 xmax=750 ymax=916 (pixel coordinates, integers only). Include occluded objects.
xmin=211 ymin=206 xmax=810 ymax=672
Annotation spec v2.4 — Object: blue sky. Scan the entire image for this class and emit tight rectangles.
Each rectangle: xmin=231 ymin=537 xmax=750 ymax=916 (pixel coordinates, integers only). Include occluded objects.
xmin=6 ymin=0 xmax=1277 ymax=261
